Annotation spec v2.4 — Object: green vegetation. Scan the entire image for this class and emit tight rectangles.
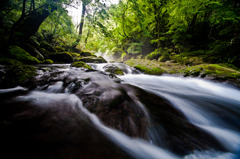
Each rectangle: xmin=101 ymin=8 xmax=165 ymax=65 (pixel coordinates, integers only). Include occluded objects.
xmin=126 ymin=59 xmax=240 ymax=80
xmin=9 ymin=46 xmax=40 ymax=64
xmin=42 ymin=59 xmax=54 ymax=64
xmin=0 ymin=0 xmax=239 ymax=85
xmin=71 ymin=61 xmax=92 ymax=69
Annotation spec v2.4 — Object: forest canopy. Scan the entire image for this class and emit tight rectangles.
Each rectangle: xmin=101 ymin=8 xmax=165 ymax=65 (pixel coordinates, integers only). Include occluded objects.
xmin=0 ymin=0 xmax=240 ymax=67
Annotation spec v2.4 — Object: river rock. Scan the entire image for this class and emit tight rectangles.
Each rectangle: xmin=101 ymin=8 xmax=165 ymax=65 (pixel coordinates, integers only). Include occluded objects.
xmin=49 ymin=53 xmax=73 ymax=63
xmin=103 ymin=64 xmax=124 ymax=75
xmin=79 ymin=56 xmax=107 ymax=63
xmin=0 ymin=88 xmax=133 ymax=159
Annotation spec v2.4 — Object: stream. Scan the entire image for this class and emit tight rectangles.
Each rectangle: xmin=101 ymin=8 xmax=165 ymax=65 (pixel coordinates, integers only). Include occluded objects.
xmin=0 ymin=63 xmax=240 ymax=159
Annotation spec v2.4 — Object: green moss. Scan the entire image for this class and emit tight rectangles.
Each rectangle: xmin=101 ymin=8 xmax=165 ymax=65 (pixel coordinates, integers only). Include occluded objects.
xmin=115 ymin=68 xmax=124 ymax=75
xmin=4 ymin=64 xmax=37 ymax=86
xmin=172 ymin=54 xmax=203 ymax=66
xmin=134 ymin=65 xmax=164 ymax=75
xmin=8 ymin=46 xmax=40 ymax=64
xmin=42 ymin=59 xmax=53 ymax=64
xmin=54 ymin=46 xmax=65 ymax=52
xmin=81 ymin=50 xmax=96 ymax=57
xmin=158 ymin=53 xmax=170 ymax=62
xmin=145 ymin=50 xmax=161 ymax=60
xmin=40 ymin=41 xmax=55 ymax=52
xmin=182 ymin=64 xmax=240 ymax=79
xmin=0 ymin=55 xmax=22 ymax=65
xmin=71 ymin=61 xmax=92 ymax=69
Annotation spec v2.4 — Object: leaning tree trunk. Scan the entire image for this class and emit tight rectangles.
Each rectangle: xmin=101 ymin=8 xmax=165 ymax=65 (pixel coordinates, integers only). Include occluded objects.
xmin=15 ymin=6 xmax=57 ymax=41
xmin=5 ymin=4 xmax=57 ymax=50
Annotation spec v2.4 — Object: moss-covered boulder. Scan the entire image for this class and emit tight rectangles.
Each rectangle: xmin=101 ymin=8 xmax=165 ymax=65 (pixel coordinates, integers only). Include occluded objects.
xmin=8 ymin=46 xmax=40 ymax=64
xmin=40 ymin=41 xmax=55 ymax=52
xmin=0 ymin=64 xmax=37 ymax=88
xmin=182 ymin=64 xmax=240 ymax=79
xmin=134 ymin=65 xmax=165 ymax=75
xmin=145 ymin=50 xmax=161 ymax=60
xmin=49 ymin=52 xmax=73 ymax=63
xmin=79 ymin=56 xmax=107 ymax=63
xmin=81 ymin=50 xmax=96 ymax=57
xmin=42 ymin=59 xmax=54 ymax=64
xmin=103 ymin=64 xmax=124 ymax=75
xmin=71 ymin=61 xmax=92 ymax=69
xmin=158 ymin=53 xmax=170 ymax=62
xmin=0 ymin=55 xmax=22 ymax=65
xmin=54 ymin=46 xmax=65 ymax=52
xmin=20 ymin=44 xmax=44 ymax=61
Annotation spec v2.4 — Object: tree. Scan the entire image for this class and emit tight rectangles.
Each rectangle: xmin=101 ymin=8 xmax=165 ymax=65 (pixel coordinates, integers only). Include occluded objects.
xmin=1 ymin=0 xmax=72 ymax=51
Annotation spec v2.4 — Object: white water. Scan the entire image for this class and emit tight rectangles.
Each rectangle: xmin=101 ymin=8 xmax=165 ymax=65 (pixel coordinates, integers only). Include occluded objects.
xmin=89 ymin=63 xmax=240 ymax=159
xmin=120 ymin=74 xmax=240 ymax=158
xmin=2 ymin=63 xmax=240 ymax=159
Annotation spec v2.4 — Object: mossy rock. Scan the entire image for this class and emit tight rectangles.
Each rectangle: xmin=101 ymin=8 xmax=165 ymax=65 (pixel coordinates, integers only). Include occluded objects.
xmin=103 ymin=64 xmax=124 ymax=75
xmin=28 ymin=36 xmax=40 ymax=47
xmin=0 ymin=55 xmax=22 ymax=65
xmin=40 ymin=41 xmax=55 ymax=52
xmin=79 ymin=56 xmax=107 ymax=63
xmin=71 ymin=61 xmax=92 ymax=69
xmin=8 ymin=46 xmax=40 ymax=64
xmin=81 ymin=50 xmax=96 ymax=57
xmin=182 ymin=64 xmax=240 ymax=79
xmin=158 ymin=53 xmax=170 ymax=62
xmin=20 ymin=43 xmax=44 ymax=61
xmin=42 ymin=59 xmax=54 ymax=64
xmin=2 ymin=64 xmax=37 ymax=87
xmin=49 ymin=52 xmax=73 ymax=63
xmin=145 ymin=50 xmax=161 ymax=60
xmin=134 ymin=65 xmax=164 ymax=75
xmin=54 ymin=46 xmax=65 ymax=52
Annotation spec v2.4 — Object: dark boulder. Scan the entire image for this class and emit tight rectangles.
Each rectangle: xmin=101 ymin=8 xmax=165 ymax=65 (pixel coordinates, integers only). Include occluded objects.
xmin=79 ymin=56 xmax=107 ymax=63
xmin=49 ymin=53 xmax=73 ymax=63
xmin=103 ymin=64 xmax=124 ymax=75
xmin=0 ymin=88 xmax=133 ymax=159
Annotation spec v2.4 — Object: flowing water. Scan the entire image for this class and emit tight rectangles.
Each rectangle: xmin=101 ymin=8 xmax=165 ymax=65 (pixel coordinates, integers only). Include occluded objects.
xmin=0 ymin=63 xmax=240 ymax=159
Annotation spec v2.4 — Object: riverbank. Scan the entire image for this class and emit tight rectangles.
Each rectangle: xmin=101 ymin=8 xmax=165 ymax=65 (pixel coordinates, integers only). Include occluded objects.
xmin=125 ymin=59 xmax=240 ymax=88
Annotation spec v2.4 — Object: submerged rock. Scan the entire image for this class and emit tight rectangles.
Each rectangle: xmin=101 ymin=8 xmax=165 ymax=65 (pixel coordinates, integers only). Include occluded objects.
xmin=79 ymin=56 xmax=107 ymax=63
xmin=71 ymin=61 xmax=92 ymax=69
xmin=103 ymin=64 xmax=124 ymax=75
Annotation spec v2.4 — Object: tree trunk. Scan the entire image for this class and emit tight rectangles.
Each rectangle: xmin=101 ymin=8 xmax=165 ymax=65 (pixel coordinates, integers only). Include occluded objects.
xmin=72 ymin=2 xmax=87 ymax=48
xmin=79 ymin=3 xmax=86 ymax=36
xmin=5 ymin=4 xmax=57 ymax=49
